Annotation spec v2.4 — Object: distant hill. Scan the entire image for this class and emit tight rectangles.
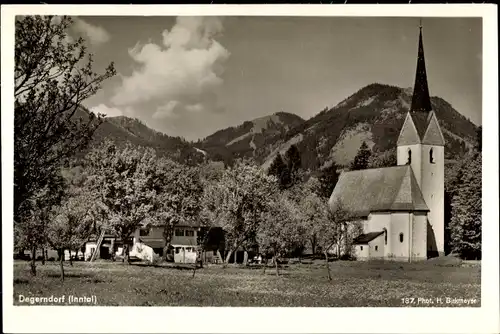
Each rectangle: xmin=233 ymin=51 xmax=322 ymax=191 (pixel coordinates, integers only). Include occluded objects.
xmin=255 ymin=83 xmax=478 ymax=171
xmin=81 ymin=83 xmax=478 ymax=172
xmin=78 ymin=112 xmax=206 ymax=165
xmin=198 ymin=112 xmax=305 ymax=166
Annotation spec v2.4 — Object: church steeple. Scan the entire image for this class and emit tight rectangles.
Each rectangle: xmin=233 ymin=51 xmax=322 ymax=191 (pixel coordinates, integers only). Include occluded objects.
xmin=410 ymin=22 xmax=433 ymax=114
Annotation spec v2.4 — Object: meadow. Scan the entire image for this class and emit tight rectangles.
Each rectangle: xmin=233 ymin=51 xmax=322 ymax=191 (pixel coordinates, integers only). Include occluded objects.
xmin=13 ymin=259 xmax=481 ymax=307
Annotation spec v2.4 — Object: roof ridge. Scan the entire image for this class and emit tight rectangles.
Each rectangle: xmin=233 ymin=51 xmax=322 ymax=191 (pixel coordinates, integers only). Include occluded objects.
xmin=391 ymin=167 xmax=412 ymax=206
xmin=342 ymin=165 xmax=408 ymax=174
xmin=422 ymin=110 xmax=446 ymax=146
xmin=398 ymin=112 xmax=422 ymax=145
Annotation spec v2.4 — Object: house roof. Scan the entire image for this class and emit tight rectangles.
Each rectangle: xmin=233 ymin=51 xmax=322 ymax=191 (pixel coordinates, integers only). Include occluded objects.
xmin=328 ymin=165 xmax=429 ymax=218
xmin=353 ymin=231 xmax=385 ymax=245
xmin=140 ymin=239 xmax=165 ymax=249
xmin=146 ymin=218 xmax=202 ymax=228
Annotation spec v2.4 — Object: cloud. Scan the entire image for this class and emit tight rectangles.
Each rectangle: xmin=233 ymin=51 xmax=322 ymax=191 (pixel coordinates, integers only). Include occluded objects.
xmin=91 ymin=104 xmax=134 ymax=118
xmin=72 ymin=18 xmax=110 ymax=46
xmin=152 ymin=101 xmax=181 ymax=120
xmin=111 ymin=16 xmax=230 ymax=118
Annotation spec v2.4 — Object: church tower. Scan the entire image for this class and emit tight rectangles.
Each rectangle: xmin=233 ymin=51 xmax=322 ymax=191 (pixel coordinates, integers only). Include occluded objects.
xmin=396 ymin=23 xmax=445 ymax=257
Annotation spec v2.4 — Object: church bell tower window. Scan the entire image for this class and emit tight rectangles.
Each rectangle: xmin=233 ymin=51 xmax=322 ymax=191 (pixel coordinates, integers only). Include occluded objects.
xmin=399 ymin=233 xmax=404 ymax=243
xmin=407 ymin=149 xmax=412 ymax=165
xmin=429 ymin=147 xmax=434 ymax=164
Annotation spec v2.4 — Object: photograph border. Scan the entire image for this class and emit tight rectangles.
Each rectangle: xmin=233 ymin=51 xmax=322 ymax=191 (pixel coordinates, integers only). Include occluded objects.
xmin=2 ymin=4 xmax=498 ymax=334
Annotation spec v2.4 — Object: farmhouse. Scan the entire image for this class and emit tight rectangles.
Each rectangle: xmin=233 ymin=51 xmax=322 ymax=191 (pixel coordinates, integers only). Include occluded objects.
xmin=328 ymin=26 xmax=445 ymax=261
xmin=84 ymin=221 xmax=223 ymax=264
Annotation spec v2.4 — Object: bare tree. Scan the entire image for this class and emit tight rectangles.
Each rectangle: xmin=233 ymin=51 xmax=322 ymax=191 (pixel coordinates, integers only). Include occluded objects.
xmin=14 ymin=16 xmax=115 ymax=262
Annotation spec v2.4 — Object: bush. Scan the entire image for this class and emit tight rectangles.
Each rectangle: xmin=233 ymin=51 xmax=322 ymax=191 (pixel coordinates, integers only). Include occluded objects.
xmin=150 ymin=253 xmax=163 ymax=266
xmin=340 ymin=254 xmax=356 ymax=261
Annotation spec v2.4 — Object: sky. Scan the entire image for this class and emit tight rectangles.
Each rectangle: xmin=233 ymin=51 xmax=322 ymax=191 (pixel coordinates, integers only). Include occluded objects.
xmin=69 ymin=16 xmax=482 ymax=141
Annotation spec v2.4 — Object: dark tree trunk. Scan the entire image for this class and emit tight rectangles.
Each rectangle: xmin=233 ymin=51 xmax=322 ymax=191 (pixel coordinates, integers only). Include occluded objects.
xmin=41 ymin=247 xmax=45 ymax=265
xmin=216 ymin=249 xmax=223 ymax=265
xmin=69 ymin=250 xmax=73 ymax=266
xmin=223 ymin=249 xmax=234 ymax=268
xmin=125 ymin=244 xmax=130 ymax=264
xmin=30 ymin=245 xmax=37 ymax=276
xmin=59 ymin=249 xmax=65 ymax=281
xmin=325 ymin=251 xmax=331 ymax=281
xmin=110 ymin=239 xmax=115 ymax=261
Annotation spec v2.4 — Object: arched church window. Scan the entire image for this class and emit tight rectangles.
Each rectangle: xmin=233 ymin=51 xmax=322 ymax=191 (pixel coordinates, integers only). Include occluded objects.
xmin=429 ymin=148 xmax=435 ymax=164
xmin=407 ymin=149 xmax=412 ymax=165
xmin=383 ymin=228 xmax=387 ymax=245
xmin=399 ymin=233 xmax=404 ymax=243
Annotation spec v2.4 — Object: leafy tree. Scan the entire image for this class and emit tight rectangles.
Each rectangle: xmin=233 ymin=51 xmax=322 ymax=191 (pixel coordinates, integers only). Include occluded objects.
xmin=47 ymin=194 xmax=94 ymax=280
xmin=202 ymin=159 xmax=277 ymax=265
xmin=150 ymin=160 xmax=204 ymax=259
xmin=350 ymin=141 xmax=372 ymax=171
xmin=449 ymin=151 xmax=482 ymax=259
xmin=298 ymin=188 xmax=328 ymax=256
xmin=14 ymin=15 xmax=115 ymax=259
xmin=258 ymin=194 xmax=306 ymax=276
xmin=83 ymin=141 xmax=157 ymax=263
xmin=368 ymin=147 xmax=397 ymax=169
xmin=475 ymin=125 xmax=482 ymax=151
xmin=317 ymin=162 xmax=340 ymax=199
xmin=14 ymin=175 xmax=65 ymax=276
xmin=315 ymin=201 xmax=351 ymax=280
xmin=285 ymin=144 xmax=302 ymax=185
xmin=268 ymin=153 xmax=290 ymax=190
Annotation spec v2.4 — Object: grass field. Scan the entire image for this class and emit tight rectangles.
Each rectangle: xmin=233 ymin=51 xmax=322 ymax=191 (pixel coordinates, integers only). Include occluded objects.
xmin=13 ymin=259 xmax=481 ymax=307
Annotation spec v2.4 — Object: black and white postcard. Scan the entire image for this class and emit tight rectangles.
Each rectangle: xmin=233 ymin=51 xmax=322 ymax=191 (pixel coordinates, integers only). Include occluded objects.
xmin=2 ymin=4 xmax=498 ymax=334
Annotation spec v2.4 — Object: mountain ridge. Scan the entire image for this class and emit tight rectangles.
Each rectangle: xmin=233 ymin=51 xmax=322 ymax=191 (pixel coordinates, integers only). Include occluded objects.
xmin=86 ymin=83 xmax=479 ymax=171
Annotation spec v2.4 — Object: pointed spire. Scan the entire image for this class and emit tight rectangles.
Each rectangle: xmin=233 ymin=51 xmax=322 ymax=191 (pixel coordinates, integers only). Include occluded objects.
xmin=410 ymin=21 xmax=433 ymax=113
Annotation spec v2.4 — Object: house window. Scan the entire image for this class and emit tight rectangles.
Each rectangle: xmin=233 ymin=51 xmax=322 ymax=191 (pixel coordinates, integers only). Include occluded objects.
xmin=185 ymin=230 xmax=195 ymax=237
xmin=375 ymin=246 xmax=378 ymax=251
xmin=399 ymin=233 xmax=404 ymax=243
xmin=383 ymin=228 xmax=387 ymax=245
xmin=174 ymin=229 xmax=184 ymax=237
xmin=139 ymin=228 xmax=149 ymax=236
xmin=360 ymin=246 xmax=363 ymax=251
xmin=407 ymin=149 xmax=412 ymax=165
xmin=429 ymin=148 xmax=435 ymax=163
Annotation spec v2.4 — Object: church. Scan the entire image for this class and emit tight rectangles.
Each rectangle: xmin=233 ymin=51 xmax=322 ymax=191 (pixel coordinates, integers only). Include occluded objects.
xmin=328 ymin=25 xmax=445 ymax=262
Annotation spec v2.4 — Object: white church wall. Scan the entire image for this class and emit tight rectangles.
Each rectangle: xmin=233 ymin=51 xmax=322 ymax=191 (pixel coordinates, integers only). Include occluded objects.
xmin=367 ymin=213 xmax=391 ymax=257
xmin=368 ymin=234 xmax=385 ymax=259
xmin=354 ymin=244 xmax=369 ymax=260
xmin=420 ymin=144 xmax=445 ymax=256
xmin=397 ymin=144 xmax=422 ymax=183
xmin=412 ymin=212 xmax=428 ymax=260
xmin=389 ymin=212 xmax=411 ymax=260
